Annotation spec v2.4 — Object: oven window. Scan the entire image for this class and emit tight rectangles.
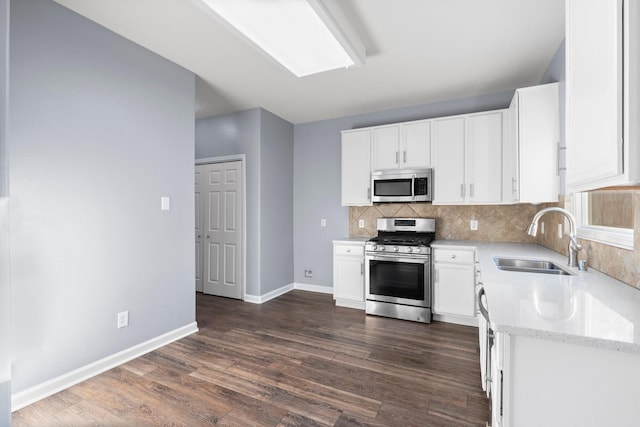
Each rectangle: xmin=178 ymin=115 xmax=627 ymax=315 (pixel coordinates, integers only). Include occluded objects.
xmin=369 ymin=259 xmax=424 ymax=300
xmin=374 ymin=179 xmax=412 ymax=197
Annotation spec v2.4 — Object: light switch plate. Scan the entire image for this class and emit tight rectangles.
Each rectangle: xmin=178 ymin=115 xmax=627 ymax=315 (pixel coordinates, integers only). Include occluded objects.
xmin=470 ymin=219 xmax=478 ymax=231
xmin=117 ymin=311 xmax=129 ymax=329
xmin=321 ymin=218 xmax=326 ymax=227
xmin=557 ymin=223 xmax=563 ymax=239
xmin=358 ymin=219 xmax=365 ymax=228
xmin=161 ymin=196 xmax=171 ymax=211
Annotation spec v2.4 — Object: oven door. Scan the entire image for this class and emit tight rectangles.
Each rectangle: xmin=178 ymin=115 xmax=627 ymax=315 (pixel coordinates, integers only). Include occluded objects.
xmin=365 ymin=253 xmax=430 ymax=307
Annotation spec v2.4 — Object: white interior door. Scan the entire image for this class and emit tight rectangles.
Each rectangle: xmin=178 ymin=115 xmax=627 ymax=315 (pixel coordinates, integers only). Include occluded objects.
xmin=200 ymin=161 xmax=244 ymax=299
xmin=195 ymin=167 xmax=203 ymax=292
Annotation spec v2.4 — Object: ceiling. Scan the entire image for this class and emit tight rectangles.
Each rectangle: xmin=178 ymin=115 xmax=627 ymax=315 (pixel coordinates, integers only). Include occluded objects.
xmin=53 ymin=0 xmax=565 ymax=124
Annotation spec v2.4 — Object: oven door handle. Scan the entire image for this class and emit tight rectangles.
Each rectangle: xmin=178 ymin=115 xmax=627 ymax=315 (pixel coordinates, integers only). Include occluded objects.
xmin=367 ymin=254 xmax=429 ymax=264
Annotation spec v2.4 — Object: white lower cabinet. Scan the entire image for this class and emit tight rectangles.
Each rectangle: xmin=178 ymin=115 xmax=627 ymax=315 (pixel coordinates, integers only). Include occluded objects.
xmin=432 ymin=247 xmax=477 ymax=326
xmin=490 ymin=333 xmax=640 ymax=427
xmin=332 ymin=241 xmax=365 ymax=309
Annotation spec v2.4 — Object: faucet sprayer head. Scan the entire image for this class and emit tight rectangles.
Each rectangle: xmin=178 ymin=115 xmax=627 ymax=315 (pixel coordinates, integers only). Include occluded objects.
xmin=526 ymin=221 xmax=538 ymax=237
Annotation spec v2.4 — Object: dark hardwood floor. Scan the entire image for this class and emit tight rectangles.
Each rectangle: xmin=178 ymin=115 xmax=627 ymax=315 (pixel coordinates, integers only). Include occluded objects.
xmin=13 ymin=290 xmax=490 ymax=426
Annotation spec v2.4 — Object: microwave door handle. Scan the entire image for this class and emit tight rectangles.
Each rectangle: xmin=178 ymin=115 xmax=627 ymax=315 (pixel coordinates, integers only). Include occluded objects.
xmin=411 ymin=175 xmax=415 ymax=200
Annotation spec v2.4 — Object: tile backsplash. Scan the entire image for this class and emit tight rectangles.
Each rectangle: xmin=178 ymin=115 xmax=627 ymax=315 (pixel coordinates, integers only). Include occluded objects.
xmin=349 ymin=203 xmax=549 ymax=243
xmin=350 ymin=198 xmax=640 ymax=289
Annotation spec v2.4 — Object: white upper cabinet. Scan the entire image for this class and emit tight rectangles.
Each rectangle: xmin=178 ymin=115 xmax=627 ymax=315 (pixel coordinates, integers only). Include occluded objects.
xmin=465 ymin=111 xmax=504 ymax=204
xmin=432 ymin=111 xmax=504 ymax=204
xmin=371 ymin=120 xmax=431 ymax=170
xmin=432 ymin=117 xmax=466 ymax=204
xmin=401 ymin=121 xmax=431 ymax=169
xmin=503 ymin=83 xmax=559 ymax=204
xmin=566 ymin=0 xmax=640 ymax=191
xmin=341 ymin=129 xmax=372 ymax=206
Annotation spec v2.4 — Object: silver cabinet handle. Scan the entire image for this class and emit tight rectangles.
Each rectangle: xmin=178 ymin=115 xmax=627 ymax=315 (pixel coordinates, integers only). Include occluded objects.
xmin=461 ymin=184 xmax=465 ymax=198
xmin=403 ymin=150 xmax=407 ymax=163
xmin=206 ymin=235 xmax=210 ymax=239
xmin=361 ymin=263 xmax=364 ymax=275
xmin=197 ymin=235 xmax=201 ymax=239
xmin=367 ymin=187 xmax=371 ymax=200
xmin=512 ymin=177 xmax=517 ymax=193
xmin=470 ymin=183 xmax=474 ymax=198
xmin=346 ymin=248 xmax=351 ymax=253
xmin=395 ymin=151 xmax=399 ymax=164
xmin=451 ymin=254 xmax=457 ymax=259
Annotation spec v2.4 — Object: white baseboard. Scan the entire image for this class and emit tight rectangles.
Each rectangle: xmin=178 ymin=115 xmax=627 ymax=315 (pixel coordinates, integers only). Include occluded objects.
xmin=293 ymin=283 xmax=332 ymax=294
xmin=244 ymin=282 xmax=332 ymax=304
xmin=11 ymin=322 xmax=199 ymax=412
xmin=433 ymin=313 xmax=479 ymax=327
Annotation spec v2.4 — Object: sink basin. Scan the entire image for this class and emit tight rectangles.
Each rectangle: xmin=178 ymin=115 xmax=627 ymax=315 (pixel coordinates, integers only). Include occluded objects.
xmin=493 ymin=257 xmax=573 ymax=275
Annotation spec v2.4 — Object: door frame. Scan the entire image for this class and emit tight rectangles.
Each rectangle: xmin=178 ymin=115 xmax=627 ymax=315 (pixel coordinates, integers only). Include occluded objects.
xmin=196 ymin=154 xmax=247 ymax=301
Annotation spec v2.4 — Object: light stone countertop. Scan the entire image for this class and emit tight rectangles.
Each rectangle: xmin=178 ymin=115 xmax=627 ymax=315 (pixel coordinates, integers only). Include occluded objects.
xmin=432 ymin=240 xmax=640 ymax=354
xmin=332 ymin=237 xmax=369 ymax=244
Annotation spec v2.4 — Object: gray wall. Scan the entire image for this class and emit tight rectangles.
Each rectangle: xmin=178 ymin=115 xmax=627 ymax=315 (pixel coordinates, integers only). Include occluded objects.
xmin=195 ymin=108 xmax=294 ymax=297
xmin=259 ymin=109 xmax=294 ymax=294
xmin=540 ymin=39 xmax=566 ymax=194
xmin=292 ymin=91 xmax=514 ymax=288
xmin=0 ymin=0 xmax=9 ymax=422
xmin=195 ymin=109 xmax=262 ymax=296
xmin=9 ymin=0 xmax=195 ymax=395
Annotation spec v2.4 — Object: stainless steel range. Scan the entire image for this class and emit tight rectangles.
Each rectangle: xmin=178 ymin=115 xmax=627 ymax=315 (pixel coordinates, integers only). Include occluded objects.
xmin=365 ymin=218 xmax=436 ymax=323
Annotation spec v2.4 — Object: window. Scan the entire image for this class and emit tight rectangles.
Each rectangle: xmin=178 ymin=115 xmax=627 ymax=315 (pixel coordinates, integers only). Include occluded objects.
xmin=573 ymin=190 xmax=635 ymax=249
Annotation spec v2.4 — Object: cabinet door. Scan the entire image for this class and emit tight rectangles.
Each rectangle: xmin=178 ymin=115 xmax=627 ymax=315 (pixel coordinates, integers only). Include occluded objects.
xmin=402 ymin=121 xmax=431 ymax=168
xmin=503 ymin=98 xmax=519 ymax=203
xmin=566 ymin=0 xmax=624 ymax=190
xmin=517 ymin=84 xmax=559 ymax=203
xmin=334 ymin=256 xmax=364 ymax=302
xmin=371 ymin=126 xmax=400 ymax=170
xmin=432 ymin=117 xmax=465 ymax=204
xmin=341 ymin=130 xmax=372 ymax=206
xmin=433 ymin=262 xmax=475 ymax=317
xmin=466 ymin=112 xmax=503 ymax=203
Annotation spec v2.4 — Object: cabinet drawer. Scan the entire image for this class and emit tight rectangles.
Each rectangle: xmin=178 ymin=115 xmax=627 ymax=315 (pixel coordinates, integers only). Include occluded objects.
xmin=334 ymin=244 xmax=364 ymax=256
xmin=434 ymin=249 xmax=475 ymax=264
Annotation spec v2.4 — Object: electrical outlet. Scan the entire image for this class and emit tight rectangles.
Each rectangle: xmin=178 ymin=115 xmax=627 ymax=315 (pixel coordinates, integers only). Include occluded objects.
xmin=557 ymin=223 xmax=563 ymax=239
xmin=304 ymin=269 xmax=313 ymax=278
xmin=117 ymin=311 xmax=129 ymax=329
xmin=541 ymin=221 xmax=545 ymax=234
xmin=470 ymin=219 xmax=478 ymax=231
xmin=358 ymin=219 xmax=365 ymax=228
xmin=320 ymin=218 xmax=326 ymax=227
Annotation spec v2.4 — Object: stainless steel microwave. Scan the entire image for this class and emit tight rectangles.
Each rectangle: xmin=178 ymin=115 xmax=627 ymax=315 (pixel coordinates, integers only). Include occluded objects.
xmin=371 ymin=169 xmax=433 ymax=203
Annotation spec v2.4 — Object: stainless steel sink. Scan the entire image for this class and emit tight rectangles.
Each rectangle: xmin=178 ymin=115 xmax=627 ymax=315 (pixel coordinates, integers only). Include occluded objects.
xmin=493 ymin=257 xmax=573 ymax=275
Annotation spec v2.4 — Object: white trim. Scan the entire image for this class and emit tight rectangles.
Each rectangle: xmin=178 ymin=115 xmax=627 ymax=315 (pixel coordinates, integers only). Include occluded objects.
xmin=433 ymin=314 xmax=479 ymax=327
xmin=244 ymin=283 xmax=294 ymax=304
xmin=335 ymin=299 xmax=365 ymax=310
xmin=11 ymin=322 xmax=198 ymax=412
xmin=244 ymin=283 xmax=333 ymax=304
xmin=293 ymin=282 xmax=332 ymax=294
xmin=573 ymin=192 xmax=634 ymax=249
xmin=195 ymin=155 xmax=247 ymax=300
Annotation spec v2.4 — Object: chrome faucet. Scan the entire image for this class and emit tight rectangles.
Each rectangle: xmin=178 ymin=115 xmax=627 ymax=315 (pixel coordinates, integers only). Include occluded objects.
xmin=526 ymin=207 xmax=582 ymax=267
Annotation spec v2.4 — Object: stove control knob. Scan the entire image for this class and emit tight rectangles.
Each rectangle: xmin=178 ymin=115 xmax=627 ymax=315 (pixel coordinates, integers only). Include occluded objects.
xmin=407 ymin=247 xmax=413 ymax=253
xmin=414 ymin=247 xmax=422 ymax=253
xmin=393 ymin=246 xmax=399 ymax=252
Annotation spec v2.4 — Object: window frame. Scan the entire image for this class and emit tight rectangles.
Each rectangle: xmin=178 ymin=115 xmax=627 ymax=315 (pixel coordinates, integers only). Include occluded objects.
xmin=572 ymin=192 xmax=634 ymax=250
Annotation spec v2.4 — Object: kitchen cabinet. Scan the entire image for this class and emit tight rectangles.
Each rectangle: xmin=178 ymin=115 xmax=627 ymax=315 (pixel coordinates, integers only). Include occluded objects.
xmin=432 ymin=247 xmax=477 ymax=326
xmin=566 ymin=0 xmax=640 ymax=191
xmin=488 ymin=333 xmax=640 ymax=427
xmin=332 ymin=240 xmax=365 ymax=309
xmin=503 ymin=83 xmax=559 ymax=204
xmin=371 ymin=121 xmax=431 ymax=171
xmin=432 ymin=111 xmax=504 ymax=204
xmin=341 ymin=129 xmax=372 ymax=206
